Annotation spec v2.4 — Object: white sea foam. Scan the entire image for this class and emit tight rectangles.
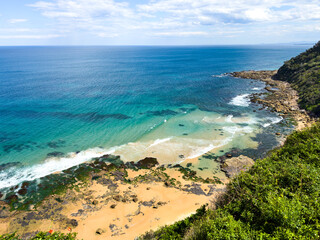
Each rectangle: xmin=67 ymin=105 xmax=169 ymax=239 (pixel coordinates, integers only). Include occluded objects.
xmin=229 ymin=94 xmax=250 ymax=107
xmin=223 ymin=126 xmax=253 ymax=135
xmin=212 ymin=73 xmax=227 ymax=78
xmin=148 ymin=137 xmax=172 ymax=148
xmin=0 ymin=147 xmax=117 ymax=190
xmin=226 ymin=115 xmax=233 ymax=123
xmin=252 ymin=87 xmax=262 ymax=91
xmin=186 ymin=144 xmax=215 ymax=159
xmin=186 ymin=137 xmax=233 ymax=160
xmin=262 ymin=116 xmax=283 ymax=127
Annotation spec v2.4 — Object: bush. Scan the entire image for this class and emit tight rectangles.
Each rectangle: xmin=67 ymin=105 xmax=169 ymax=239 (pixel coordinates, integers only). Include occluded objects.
xmin=140 ymin=124 xmax=320 ymax=239
xmin=0 ymin=232 xmax=77 ymax=240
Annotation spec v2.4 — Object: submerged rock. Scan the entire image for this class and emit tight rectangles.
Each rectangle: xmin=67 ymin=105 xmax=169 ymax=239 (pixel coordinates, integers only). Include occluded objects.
xmin=5 ymin=194 xmax=18 ymax=203
xmin=136 ymin=157 xmax=159 ymax=169
xmin=46 ymin=151 xmax=65 ymax=158
xmin=17 ymin=188 xmax=27 ymax=196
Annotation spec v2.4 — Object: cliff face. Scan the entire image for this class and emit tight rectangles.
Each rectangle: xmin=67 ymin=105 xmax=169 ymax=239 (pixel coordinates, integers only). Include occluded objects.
xmin=274 ymin=41 xmax=320 ymax=116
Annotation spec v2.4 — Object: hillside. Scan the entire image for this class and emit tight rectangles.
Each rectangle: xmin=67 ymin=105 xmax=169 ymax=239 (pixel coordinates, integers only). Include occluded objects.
xmin=274 ymin=41 xmax=320 ymax=116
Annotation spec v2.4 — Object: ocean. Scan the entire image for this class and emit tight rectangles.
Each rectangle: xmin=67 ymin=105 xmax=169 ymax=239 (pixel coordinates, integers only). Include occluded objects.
xmin=0 ymin=45 xmax=309 ymax=190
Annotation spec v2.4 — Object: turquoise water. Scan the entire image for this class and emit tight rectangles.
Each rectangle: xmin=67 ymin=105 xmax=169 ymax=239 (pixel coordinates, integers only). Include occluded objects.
xmin=0 ymin=45 xmax=309 ymax=189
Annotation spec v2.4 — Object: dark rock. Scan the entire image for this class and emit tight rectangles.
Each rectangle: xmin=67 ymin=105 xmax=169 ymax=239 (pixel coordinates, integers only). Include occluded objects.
xmin=178 ymin=124 xmax=185 ymax=127
xmin=183 ymin=133 xmax=188 ymax=136
xmin=110 ymin=204 xmax=117 ymax=209
xmin=164 ymin=181 xmax=171 ymax=187
xmin=6 ymin=194 xmax=18 ymax=203
xmin=21 ymin=182 xmax=29 ymax=189
xmin=96 ymin=228 xmax=105 ymax=235
xmin=0 ymin=162 xmax=21 ymax=171
xmin=136 ymin=157 xmax=159 ymax=169
xmin=145 ymin=109 xmax=177 ymax=116
xmin=113 ymin=195 xmax=122 ymax=202
xmin=47 ymin=140 xmax=66 ymax=149
xmin=69 ymin=219 xmax=78 ymax=227
xmin=47 ymin=151 xmax=65 ymax=158
xmin=109 ymin=224 xmax=117 ymax=231
xmin=226 ymin=153 xmax=232 ymax=158
xmin=172 ymin=164 xmax=182 ymax=168
xmin=275 ymin=132 xmax=281 ymax=135
xmin=186 ymin=163 xmax=192 ymax=167
xmin=179 ymin=155 xmax=184 ymax=158
xmin=92 ymin=200 xmax=99 ymax=205
xmin=17 ymin=188 xmax=27 ymax=196
xmin=142 ymin=200 xmax=154 ymax=207
xmin=92 ymin=175 xmax=100 ymax=181
xmin=157 ymin=201 xmax=166 ymax=206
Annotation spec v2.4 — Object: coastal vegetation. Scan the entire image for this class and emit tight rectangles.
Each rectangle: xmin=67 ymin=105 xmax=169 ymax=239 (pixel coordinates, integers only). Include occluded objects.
xmin=274 ymin=41 xmax=320 ymax=116
xmin=0 ymin=232 xmax=77 ymax=240
xmin=140 ymin=123 xmax=320 ymax=239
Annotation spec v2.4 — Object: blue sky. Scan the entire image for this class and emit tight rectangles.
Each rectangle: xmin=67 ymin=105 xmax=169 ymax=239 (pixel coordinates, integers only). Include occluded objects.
xmin=0 ymin=0 xmax=320 ymax=45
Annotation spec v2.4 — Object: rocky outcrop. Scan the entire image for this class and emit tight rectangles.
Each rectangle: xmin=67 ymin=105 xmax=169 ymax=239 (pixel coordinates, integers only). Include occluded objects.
xmin=231 ymin=70 xmax=314 ymax=131
xmin=221 ymin=155 xmax=254 ymax=178
xmin=136 ymin=157 xmax=159 ymax=169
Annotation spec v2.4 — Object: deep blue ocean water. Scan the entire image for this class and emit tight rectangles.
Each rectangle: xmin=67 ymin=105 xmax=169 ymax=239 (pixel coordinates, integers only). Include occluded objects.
xmin=0 ymin=45 xmax=309 ymax=189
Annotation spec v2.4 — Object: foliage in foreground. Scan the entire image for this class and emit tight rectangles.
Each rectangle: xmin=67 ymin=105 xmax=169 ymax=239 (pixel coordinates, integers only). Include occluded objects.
xmin=274 ymin=41 xmax=320 ymax=116
xmin=139 ymin=123 xmax=320 ymax=239
xmin=0 ymin=232 xmax=77 ymax=240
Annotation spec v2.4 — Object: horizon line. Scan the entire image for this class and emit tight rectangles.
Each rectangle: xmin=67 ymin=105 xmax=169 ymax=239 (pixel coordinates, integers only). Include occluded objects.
xmin=0 ymin=42 xmax=316 ymax=47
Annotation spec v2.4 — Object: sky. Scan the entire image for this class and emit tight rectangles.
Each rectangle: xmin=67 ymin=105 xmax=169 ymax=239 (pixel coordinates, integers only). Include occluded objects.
xmin=0 ymin=0 xmax=320 ymax=45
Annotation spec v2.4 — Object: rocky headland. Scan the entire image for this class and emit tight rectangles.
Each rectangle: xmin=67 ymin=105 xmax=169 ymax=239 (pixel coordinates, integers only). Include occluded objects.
xmin=231 ymin=70 xmax=315 ymax=131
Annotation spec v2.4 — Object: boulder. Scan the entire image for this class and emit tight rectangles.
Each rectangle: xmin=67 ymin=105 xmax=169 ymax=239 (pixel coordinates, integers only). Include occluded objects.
xmin=136 ymin=157 xmax=159 ymax=169
xmin=96 ymin=228 xmax=105 ymax=235
xmin=221 ymin=155 xmax=254 ymax=178
xmin=70 ymin=219 xmax=78 ymax=227
xmin=17 ymin=188 xmax=27 ymax=196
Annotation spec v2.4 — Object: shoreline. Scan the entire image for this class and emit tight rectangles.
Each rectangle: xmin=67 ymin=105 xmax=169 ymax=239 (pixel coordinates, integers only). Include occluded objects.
xmin=230 ymin=70 xmax=314 ymax=132
xmin=0 ymin=70 xmax=312 ymax=240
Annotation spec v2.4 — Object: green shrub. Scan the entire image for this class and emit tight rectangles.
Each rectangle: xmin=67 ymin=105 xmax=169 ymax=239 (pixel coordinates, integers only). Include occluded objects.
xmin=140 ymin=123 xmax=320 ymax=239
xmin=274 ymin=41 xmax=320 ymax=116
xmin=0 ymin=232 xmax=77 ymax=240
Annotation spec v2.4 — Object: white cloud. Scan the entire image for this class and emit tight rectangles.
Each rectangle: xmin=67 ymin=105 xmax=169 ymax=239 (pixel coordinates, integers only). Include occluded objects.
xmin=0 ymin=28 xmax=33 ymax=33
xmin=137 ymin=0 xmax=320 ymax=24
xmin=97 ymin=32 xmax=119 ymax=38
xmin=27 ymin=0 xmax=320 ymax=43
xmin=29 ymin=0 xmax=134 ymax=19
xmin=153 ymin=31 xmax=208 ymax=36
xmin=0 ymin=34 xmax=62 ymax=39
xmin=8 ymin=19 xmax=28 ymax=24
